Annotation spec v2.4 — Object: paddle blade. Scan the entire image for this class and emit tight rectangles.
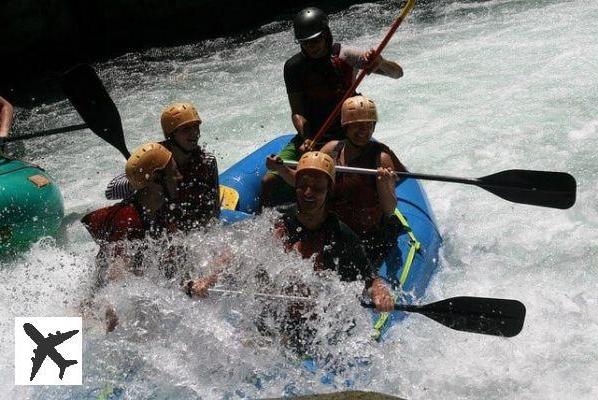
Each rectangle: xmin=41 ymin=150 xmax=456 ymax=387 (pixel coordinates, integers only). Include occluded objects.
xmin=60 ymin=64 xmax=130 ymax=159
xmin=406 ymin=296 xmax=526 ymax=337
xmin=479 ymin=169 xmax=576 ymax=209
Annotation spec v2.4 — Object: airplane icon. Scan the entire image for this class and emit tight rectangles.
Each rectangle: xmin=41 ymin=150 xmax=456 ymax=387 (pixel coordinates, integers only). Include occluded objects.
xmin=23 ymin=323 xmax=79 ymax=381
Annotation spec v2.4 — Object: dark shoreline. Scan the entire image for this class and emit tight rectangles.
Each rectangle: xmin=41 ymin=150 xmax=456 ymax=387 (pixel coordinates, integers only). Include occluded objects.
xmin=1 ymin=0 xmax=367 ymax=108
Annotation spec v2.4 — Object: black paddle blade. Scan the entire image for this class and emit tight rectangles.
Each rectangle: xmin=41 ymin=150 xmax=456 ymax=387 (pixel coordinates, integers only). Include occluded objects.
xmin=60 ymin=64 xmax=130 ymax=159
xmin=479 ymin=169 xmax=576 ymax=209
xmin=403 ymin=296 xmax=526 ymax=337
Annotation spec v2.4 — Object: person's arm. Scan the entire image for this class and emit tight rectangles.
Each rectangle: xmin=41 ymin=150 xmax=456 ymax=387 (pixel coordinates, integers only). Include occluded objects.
xmin=266 ymin=154 xmax=297 ymax=186
xmin=364 ymin=48 xmax=403 ymax=78
xmin=104 ymin=246 xmax=131 ymax=282
xmin=98 ymin=235 xmax=139 ymax=283
xmin=348 ymin=236 xmax=394 ymax=313
xmin=376 ymin=152 xmax=399 ymax=215
xmin=338 ymin=223 xmax=394 ymax=312
xmin=186 ymin=273 xmax=219 ymax=298
xmin=318 ymin=140 xmax=338 ymax=156
xmin=0 ymin=96 xmax=14 ymax=138
xmin=368 ymin=277 xmax=395 ymax=312
xmin=343 ymin=47 xmax=403 ymax=79
xmin=288 ymin=94 xmax=309 ymax=137
xmin=284 ymin=57 xmax=310 ymax=138
xmin=105 ymin=173 xmax=134 ymax=200
xmin=185 ymin=250 xmax=233 ymax=297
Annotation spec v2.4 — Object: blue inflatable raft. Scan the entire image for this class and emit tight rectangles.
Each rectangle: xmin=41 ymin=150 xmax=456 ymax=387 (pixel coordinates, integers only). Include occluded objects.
xmin=219 ymin=134 xmax=442 ymax=339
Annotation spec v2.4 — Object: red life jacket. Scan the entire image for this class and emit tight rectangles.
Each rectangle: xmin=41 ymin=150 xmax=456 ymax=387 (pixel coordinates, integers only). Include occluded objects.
xmin=82 ymin=202 xmax=179 ymax=279
xmin=81 ymin=203 xmax=145 ymax=243
xmin=330 ymin=141 xmax=403 ymax=236
xmin=81 ymin=201 xmax=177 ymax=243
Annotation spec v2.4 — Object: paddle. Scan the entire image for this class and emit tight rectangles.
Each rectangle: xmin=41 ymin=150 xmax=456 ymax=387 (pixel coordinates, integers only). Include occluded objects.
xmin=283 ymin=160 xmax=576 ymax=209
xmin=206 ymin=288 xmax=525 ymax=337
xmin=60 ymin=64 xmax=130 ymax=158
xmin=208 ymin=288 xmax=313 ymax=302
xmin=2 ymin=124 xmax=89 ymax=144
xmin=361 ymin=296 xmax=526 ymax=337
xmin=308 ymin=0 xmax=416 ymax=150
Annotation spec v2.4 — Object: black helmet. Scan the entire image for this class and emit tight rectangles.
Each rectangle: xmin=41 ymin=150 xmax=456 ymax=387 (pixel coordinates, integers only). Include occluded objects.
xmin=293 ymin=7 xmax=329 ymax=41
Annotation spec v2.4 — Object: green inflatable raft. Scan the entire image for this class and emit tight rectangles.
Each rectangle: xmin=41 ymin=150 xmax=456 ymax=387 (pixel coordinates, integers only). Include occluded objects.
xmin=0 ymin=155 xmax=64 ymax=255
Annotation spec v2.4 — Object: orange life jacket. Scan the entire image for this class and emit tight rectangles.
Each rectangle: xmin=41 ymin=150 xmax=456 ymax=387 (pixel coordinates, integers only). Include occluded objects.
xmin=81 ymin=203 xmax=145 ymax=243
xmin=81 ymin=201 xmax=177 ymax=243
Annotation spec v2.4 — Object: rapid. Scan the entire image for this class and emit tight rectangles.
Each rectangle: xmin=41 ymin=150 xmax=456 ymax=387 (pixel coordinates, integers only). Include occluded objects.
xmin=2 ymin=0 xmax=597 ymax=398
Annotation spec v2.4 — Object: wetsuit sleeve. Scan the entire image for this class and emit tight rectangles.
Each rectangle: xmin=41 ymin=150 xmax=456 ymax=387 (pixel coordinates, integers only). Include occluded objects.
xmin=349 ymin=239 xmax=376 ymax=287
xmin=273 ymin=218 xmax=287 ymax=240
xmin=105 ymin=172 xmax=134 ymax=200
xmin=111 ymin=214 xmax=138 ymax=241
xmin=284 ymin=54 xmax=304 ymax=95
xmin=336 ymin=221 xmax=376 ymax=286
xmin=81 ymin=204 xmax=143 ymax=242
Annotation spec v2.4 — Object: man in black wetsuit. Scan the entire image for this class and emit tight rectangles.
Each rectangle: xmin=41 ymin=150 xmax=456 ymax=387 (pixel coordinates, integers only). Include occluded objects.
xmin=261 ymin=7 xmax=404 ymax=208
xmin=273 ymin=151 xmax=395 ymax=353
xmin=190 ymin=151 xmax=395 ymax=354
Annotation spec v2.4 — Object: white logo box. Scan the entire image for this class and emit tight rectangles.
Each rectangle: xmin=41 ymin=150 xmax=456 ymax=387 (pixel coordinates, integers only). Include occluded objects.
xmin=14 ymin=317 xmax=82 ymax=385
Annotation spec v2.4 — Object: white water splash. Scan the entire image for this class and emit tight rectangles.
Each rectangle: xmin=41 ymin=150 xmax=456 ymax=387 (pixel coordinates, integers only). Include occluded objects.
xmin=2 ymin=0 xmax=597 ymax=398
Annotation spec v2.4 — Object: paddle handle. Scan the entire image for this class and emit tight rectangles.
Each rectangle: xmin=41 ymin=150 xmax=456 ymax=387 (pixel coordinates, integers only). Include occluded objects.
xmin=360 ymin=301 xmax=420 ymax=312
xmin=282 ymin=160 xmax=479 ymax=186
xmin=208 ymin=288 xmax=313 ymax=302
xmin=4 ymin=123 xmax=89 ymax=143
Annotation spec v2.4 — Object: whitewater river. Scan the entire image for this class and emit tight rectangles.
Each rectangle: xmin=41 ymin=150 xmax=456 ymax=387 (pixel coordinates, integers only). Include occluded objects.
xmin=2 ymin=0 xmax=597 ymax=398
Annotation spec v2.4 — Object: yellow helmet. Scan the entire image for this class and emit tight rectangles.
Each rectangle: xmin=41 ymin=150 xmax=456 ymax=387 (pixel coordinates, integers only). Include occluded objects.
xmin=126 ymin=142 xmax=173 ymax=190
xmin=341 ymin=95 xmax=378 ymax=126
xmin=160 ymin=102 xmax=202 ymax=137
xmin=296 ymin=151 xmax=335 ymax=187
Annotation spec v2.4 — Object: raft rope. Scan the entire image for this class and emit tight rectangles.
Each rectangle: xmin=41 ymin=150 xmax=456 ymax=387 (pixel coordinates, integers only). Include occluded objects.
xmin=372 ymin=207 xmax=422 ymax=341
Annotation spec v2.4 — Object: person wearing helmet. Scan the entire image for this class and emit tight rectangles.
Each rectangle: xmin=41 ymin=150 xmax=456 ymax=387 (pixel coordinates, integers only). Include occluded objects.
xmin=82 ymin=142 xmax=184 ymax=332
xmin=83 ymin=143 xmax=182 ymax=258
xmin=191 ymin=151 xmax=394 ymax=353
xmin=274 ymin=151 xmax=394 ymax=353
xmin=194 ymin=152 xmax=394 ymax=304
xmin=274 ymin=152 xmax=393 ymax=312
xmin=320 ymin=95 xmax=407 ymax=268
xmin=260 ymin=7 xmax=403 ymax=209
xmin=0 ymin=96 xmax=14 ymax=152
xmin=104 ymin=102 xmax=220 ymax=231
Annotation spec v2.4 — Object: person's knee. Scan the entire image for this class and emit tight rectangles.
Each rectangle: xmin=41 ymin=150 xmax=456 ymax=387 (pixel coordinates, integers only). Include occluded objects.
xmin=261 ymin=173 xmax=278 ymax=191
xmin=260 ymin=173 xmax=295 ymax=210
xmin=263 ymin=172 xmax=286 ymax=187
xmin=260 ymin=174 xmax=281 ymax=205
